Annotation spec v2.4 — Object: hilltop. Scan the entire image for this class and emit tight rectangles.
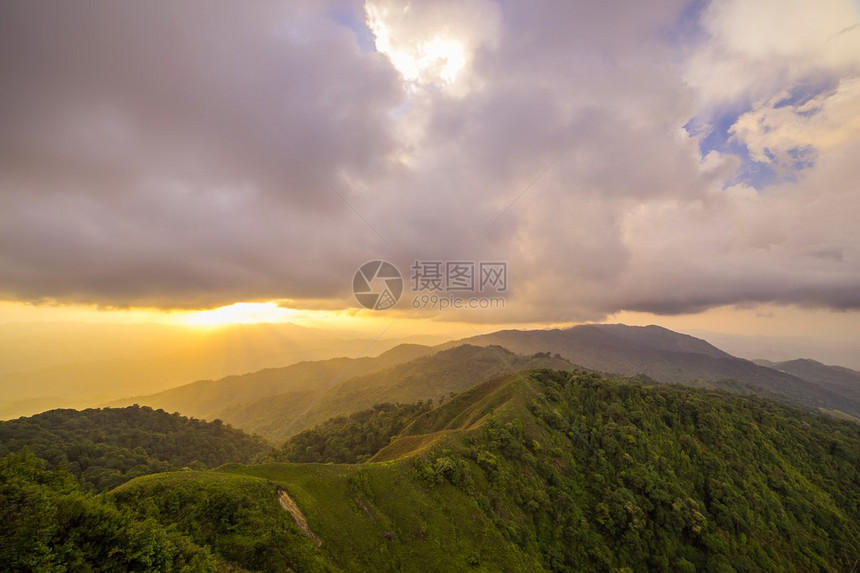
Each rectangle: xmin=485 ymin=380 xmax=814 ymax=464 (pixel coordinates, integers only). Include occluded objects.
xmin=0 ymin=405 xmax=268 ymax=491
xmin=101 ymin=369 xmax=859 ymax=571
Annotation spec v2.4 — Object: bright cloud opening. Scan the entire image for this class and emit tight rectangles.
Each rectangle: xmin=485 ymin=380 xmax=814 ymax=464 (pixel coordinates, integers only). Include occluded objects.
xmin=179 ymin=302 xmax=298 ymax=327
xmin=365 ymin=0 xmax=499 ymax=91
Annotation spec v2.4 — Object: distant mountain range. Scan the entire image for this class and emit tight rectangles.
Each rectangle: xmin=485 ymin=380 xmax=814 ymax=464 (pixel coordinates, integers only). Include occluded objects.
xmin=112 ymin=344 xmax=572 ymax=442
xmin=451 ymin=324 xmax=860 ymax=418
xmin=0 ymin=323 xmax=446 ymax=420
xmin=753 ymin=358 xmax=860 ymax=405
xmin=104 ymin=324 xmax=860 ymax=440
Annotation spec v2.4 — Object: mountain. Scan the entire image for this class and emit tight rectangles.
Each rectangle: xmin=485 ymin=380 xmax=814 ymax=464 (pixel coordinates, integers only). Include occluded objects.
xmin=226 ymin=344 xmax=573 ymax=442
xmin=450 ymin=324 xmax=860 ymax=417
xmin=754 ymin=358 xmax=860 ymax=405
xmin=118 ymin=344 xmax=573 ymax=442
xmin=98 ymin=369 xmax=859 ymax=572
xmin=109 ymin=325 xmax=860 ymax=440
xmin=0 ymin=320 xmax=447 ymax=420
xmin=0 ymin=405 xmax=268 ymax=492
xmin=108 ymin=343 xmax=437 ymax=425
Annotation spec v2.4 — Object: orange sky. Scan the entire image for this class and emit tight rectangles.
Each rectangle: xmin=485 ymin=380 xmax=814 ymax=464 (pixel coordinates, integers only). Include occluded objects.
xmin=1 ymin=1 xmax=859 ymax=371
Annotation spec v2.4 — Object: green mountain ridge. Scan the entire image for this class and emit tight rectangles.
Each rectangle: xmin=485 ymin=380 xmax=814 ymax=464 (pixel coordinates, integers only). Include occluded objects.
xmin=3 ymin=367 xmax=859 ymax=571
xmin=453 ymin=324 xmax=860 ymax=417
xmin=112 ymin=344 xmax=574 ymax=442
xmin=258 ymin=344 xmax=573 ymax=441
xmin=97 ymin=325 xmax=860 ymax=443
xmin=98 ymin=369 xmax=859 ymax=572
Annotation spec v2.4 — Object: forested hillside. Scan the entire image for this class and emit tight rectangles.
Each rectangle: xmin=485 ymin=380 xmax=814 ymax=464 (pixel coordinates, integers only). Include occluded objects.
xmin=0 ymin=405 xmax=268 ymax=491
xmin=0 ymin=450 xmax=217 ymax=571
xmin=100 ymin=369 xmax=859 ymax=572
xmin=268 ymin=401 xmax=433 ymax=464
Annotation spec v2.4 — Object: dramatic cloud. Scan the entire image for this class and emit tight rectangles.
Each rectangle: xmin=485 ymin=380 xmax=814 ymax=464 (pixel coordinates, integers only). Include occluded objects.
xmin=731 ymin=77 xmax=860 ymax=169
xmin=366 ymin=0 xmax=501 ymax=92
xmin=0 ymin=0 xmax=858 ymax=321
xmin=0 ymin=0 xmax=401 ymax=306
xmin=685 ymin=0 xmax=860 ymax=108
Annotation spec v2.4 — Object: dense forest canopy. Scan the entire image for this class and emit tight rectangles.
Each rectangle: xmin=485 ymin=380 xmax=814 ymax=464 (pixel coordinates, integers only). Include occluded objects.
xmin=2 ymin=370 xmax=858 ymax=571
xmin=0 ymin=450 xmax=217 ymax=571
xmin=413 ymin=369 xmax=860 ymax=571
xmin=0 ymin=405 xmax=268 ymax=491
xmin=269 ymin=401 xmax=433 ymax=464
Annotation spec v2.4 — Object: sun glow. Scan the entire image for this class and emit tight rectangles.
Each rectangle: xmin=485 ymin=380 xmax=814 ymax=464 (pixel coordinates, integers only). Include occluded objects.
xmin=373 ymin=29 xmax=466 ymax=86
xmin=178 ymin=302 xmax=298 ymax=327
xmin=366 ymin=5 xmax=468 ymax=87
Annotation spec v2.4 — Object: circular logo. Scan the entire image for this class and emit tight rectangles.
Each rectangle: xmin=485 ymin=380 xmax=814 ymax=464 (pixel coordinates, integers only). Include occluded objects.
xmin=353 ymin=260 xmax=403 ymax=310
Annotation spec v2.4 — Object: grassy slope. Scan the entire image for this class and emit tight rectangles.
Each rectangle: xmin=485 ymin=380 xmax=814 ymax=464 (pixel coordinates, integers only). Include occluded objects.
xmin=111 ymin=370 xmax=860 ymax=572
xmin=111 ymin=470 xmax=332 ymax=572
xmin=276 ymin=345 xmax=573 ymax=439
xmin=220 ymin=462 xmax=538 ymax=572
xmin=109 ymin=373 xmax=548 ymax=572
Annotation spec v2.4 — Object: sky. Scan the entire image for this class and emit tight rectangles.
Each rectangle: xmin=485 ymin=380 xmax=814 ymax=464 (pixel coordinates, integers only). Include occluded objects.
xmin=0 ymin=0 xmax=858 ymax=367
